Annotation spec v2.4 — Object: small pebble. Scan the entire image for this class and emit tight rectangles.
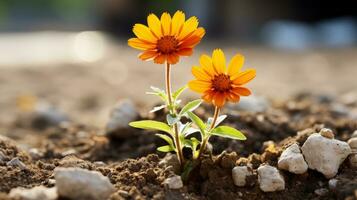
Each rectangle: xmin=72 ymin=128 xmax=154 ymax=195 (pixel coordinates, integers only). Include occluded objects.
xmin=232 ymin=166 xmax=253 ymax=187
xmin=29 ymin=148 xmax=43 ymax=160
xmin=320 ymin=128 xmax=334 ymax=139
xmin=94 ymin=161 xmax=106 ymax=167
xmin=328 ymin=179 xmax=338 ymax=190
xmin=9 ymin=186 xmax=57 ymax=200
xmin=7 ymin=157 xmax=27 ymax=170
xmin=314 ymin=188 xmax=329 ymax=196
xmin=347 ymin=138 xmax=357 ymax=149
xmin=163 ymin=175 xmax=183 ymax=189
xmin=351 ymin=130 xmax=357 ymax=138
xmin=61 ymin=149 xmax=77 ymax=157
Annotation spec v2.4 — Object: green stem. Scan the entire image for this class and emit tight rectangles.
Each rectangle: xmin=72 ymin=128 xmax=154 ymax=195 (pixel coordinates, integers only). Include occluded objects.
xmin=197 ymin=106 xmax=220 ymax=159
xmin=165 ymin=62 xmax=185 ymax=166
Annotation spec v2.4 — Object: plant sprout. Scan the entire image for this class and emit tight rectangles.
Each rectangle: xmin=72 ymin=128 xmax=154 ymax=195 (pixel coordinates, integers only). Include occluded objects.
xmin=127 ymin=11 xmax=256 ymax=174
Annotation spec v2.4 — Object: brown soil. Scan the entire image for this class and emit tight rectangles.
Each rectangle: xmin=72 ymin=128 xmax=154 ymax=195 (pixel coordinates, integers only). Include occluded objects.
xmin=0 ymin=94 xmax=356 ymax=200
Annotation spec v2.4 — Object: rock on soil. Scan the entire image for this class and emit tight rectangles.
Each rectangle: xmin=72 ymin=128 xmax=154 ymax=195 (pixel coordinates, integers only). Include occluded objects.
xmin=6 ymin=157 xmax=27 ymax=170
xmin=54 ymin=167 xmax=115 ymax=200
xmin=301 ymin=133 xmax=352 ymax=178
xmin=232 ymin=166 xmax=253 ymax=187
xmin=9 ymin=186 xmax=57 ymax=200
xmin=105 ymin=99 xmax=139 ymax=138
xmin=163 ymin=175 xmax=183 ymax=189
xmin=278 ymin=143 xmax=308 ymax=174
xmin=257 ymin=165 xmax=285 ymax=192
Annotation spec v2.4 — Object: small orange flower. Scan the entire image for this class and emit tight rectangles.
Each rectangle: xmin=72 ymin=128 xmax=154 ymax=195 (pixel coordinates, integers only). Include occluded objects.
xmin=188 ymin=49 xmax=256 ymax=107
xmin=128 ymin=11 xmax=205 ymax=64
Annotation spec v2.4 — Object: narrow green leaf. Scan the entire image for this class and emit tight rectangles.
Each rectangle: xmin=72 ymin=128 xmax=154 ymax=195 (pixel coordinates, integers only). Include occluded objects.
xmin=210 ymin=126 xmax=246 ymax=140
xmin=207 ymin=115 xmax=227 ymax=128
xmin=179 ymin=99 xmax=202 ymax=116
xmin=129 ymin=120 xmax=172 ymax=134
xmin=155 ymin=133 xmax=174 ymax=147
xmin=157 ymin=145 xmax=175 ymax=152
xmin=146 ymin=86 xmax=167 ymax=102
xmin=187 ymin=111 xmax=206 ymax=134
xmin=172 ymin=85 xmax=188 ymax=100
xmin=166 ymin=114 xmax=180 ymax=125
xmin=149 ymin=105 xmax=166 ymax=113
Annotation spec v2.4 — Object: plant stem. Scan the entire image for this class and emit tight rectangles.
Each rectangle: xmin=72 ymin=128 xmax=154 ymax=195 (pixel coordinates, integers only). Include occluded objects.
xmin=165 ymin=62 xmax=185 ymax=166
xmin=198 ymin=106 xmax=220 ymax=159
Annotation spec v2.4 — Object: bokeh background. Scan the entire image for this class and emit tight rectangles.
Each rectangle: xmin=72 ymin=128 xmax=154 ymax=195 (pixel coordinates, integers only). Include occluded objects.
xmin=0 ymin=0 xmax=356 ymax=127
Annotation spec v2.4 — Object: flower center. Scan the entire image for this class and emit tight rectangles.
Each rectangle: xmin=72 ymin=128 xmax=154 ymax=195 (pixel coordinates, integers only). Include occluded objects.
xmin=212 ymin=74 xmax=231 ymax=92
xmin=157 ymin=36 xmax=178 ymax=54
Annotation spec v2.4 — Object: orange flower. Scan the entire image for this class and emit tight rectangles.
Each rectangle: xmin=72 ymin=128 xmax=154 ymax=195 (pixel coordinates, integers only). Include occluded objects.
xmin=128 ymin=11 xmax=205 ymax=64
xmin=188 ymin=49 xmax=256 ymax=107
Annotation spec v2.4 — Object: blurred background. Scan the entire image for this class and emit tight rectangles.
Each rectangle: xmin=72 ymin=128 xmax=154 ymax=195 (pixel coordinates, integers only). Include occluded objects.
xmin=0 ymin=0 xmax=356 ymax=127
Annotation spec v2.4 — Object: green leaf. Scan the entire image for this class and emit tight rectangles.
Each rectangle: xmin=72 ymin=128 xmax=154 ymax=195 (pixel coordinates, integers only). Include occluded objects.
xmin=207 ymin=115 xmax=227 ymax=128
xmin=179 ymin=99 xmax=202 ymax=116
xmin=166 ymin=114 xmax=180 ymax=125
xmin=210 ymin=126 xmax=246 ymax=140
xmin=155 ymin=133 xmax=174 ymax=147
xmin=157 ymin=145 xmax=175 ymax=152
xmin=146 ymin=86 xmax=167 ymax=102
xmin=149 ymin=105 xmax=166 ymax=113
xmin=172 ymin=85 xmax=187 ymax=101
xmin=187 ymin=111 xmax=206 ymax=134
xmin=129 ymin=120 xmax=172 ymax=134
xmin=178 ymin=122 xmax=199 ymax=136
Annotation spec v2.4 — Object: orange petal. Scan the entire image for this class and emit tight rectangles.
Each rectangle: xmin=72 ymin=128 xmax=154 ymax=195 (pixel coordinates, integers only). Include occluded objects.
xmin=232 ymin=69 xmax=256 ymax=85
xmin=179 ymin=35 xmax=202 ymax=48
xmin=177 ymin=48 xmax=193 ymax=56
xmin=154 ymin=54 xmax=166 ymax=64
xmin=147 ymin=13 xmax=162 ymax=38
xmin=227 ymin=54 xmax=244 ymax=76
xmin=133 ymin=24 xmax=157 ymax=43
xmin=227 ymin=92 xmax=240 ymax=102
xmin=192 ymin=66 xmax=211 ymax=81
xmin=171 ymin=11 xmax=185 ymax=36
xmin=128 ymin=38 xmax=156 ymax=50
xmin=139 ymin=50 xmax=158 ymax=60
xmin=161 ymin=12 xmax=171 ymax=36
xmin=177 ymin=16 xmax=199 ymax=40
xmin=199 ymin=54 xmax=216 ymax=76
xmin=188 ymin=80 xmax=211 ymax=93
xmin=167 ymin=54 xmax=179 ymax=64
xmin=202 ymin=91 xmax=214 ymax=103
xmin=212 ymin=49 xmax=226 ymax=74
xmin=232 ymin=87 xmax=251 ymax=96
xmin=213 ymin=92 xmax=226 ymax=107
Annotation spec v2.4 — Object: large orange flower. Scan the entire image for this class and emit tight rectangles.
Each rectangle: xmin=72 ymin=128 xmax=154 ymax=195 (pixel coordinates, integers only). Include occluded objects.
xmin=128 ymin=11 xmax=205 ymax=65
xmin=188 ymin=49 xmax=256 ymax=107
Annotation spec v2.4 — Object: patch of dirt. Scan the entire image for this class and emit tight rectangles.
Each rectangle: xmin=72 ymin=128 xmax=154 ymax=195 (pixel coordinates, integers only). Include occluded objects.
xmin=0 ymin=94 xmax=356 ymax=199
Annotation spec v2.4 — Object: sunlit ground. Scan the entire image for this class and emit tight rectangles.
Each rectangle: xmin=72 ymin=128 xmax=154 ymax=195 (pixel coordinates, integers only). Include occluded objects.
xmin=1 ymin=31 xmax=356 ymax=127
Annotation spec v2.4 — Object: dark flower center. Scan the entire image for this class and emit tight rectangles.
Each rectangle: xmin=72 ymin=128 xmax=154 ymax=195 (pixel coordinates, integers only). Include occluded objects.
xmin=157 ymin=36 xmax=178 ymax=54
xmin=212 ymin=74 xmax=231 ymax=92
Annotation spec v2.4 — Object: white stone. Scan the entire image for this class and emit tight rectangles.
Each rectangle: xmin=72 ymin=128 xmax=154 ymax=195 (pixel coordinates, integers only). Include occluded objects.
xmin=351 ymin=130 xmax=357 ymax=138
xmin=257 ymin=165 xmax=285 ymax=192
xmin=105 ymin=99 xmax=139 ymax=138
xmin=278 ymin=143 xmax=308 ymax=174
xmin=54 ymin=167 xmax=115 ymax=200
xmin=163 ymin=175 xmax=183 ymax=189
xmin=347 ymin=138 xmax=357 ymax=149
xmin=328 ymin=179 xmax=338 ymax=190
xmin=7 ymin=157 xmax=27 ymax=170
xmin=232 ymin=166 xmax=253 ymax=187
xmin=301 ymin=133 xmax=352 ymax=178
xmin=9 ymin=186 xmax=57 ymax=200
